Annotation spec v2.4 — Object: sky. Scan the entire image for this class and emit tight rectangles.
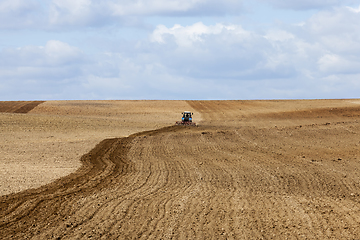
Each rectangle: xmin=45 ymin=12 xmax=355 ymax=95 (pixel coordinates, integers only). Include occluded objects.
xmin=1 ymin=0 xmax=360 ymax=100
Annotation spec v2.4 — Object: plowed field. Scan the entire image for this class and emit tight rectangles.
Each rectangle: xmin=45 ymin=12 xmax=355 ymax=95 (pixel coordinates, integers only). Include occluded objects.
xmin=0 ymin=101 xmax=44 ymax=113
xmin=1 ymin=99 xmax=360 ymax=239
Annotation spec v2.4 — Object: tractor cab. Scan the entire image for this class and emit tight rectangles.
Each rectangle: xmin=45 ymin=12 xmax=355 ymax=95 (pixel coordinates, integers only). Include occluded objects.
xmin=176 ymin=111 xmax=196 ymax=126
xmin=182 ymin=111 xmax=193 ymax=122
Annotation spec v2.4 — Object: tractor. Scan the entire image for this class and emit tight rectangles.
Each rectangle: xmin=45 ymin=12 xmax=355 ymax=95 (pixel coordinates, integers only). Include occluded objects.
xmin=176 ymin=111 xmax=196 ymax=126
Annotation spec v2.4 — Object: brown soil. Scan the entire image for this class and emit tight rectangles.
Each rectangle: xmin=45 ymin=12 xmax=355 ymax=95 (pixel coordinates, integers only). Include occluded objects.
xmin=0 ymin=101 xmax=45 ymax=113
xmin=0 ymin=100 xmax=193 ymax=196
xmin=1 ymin=99 xmax=360 ymax=239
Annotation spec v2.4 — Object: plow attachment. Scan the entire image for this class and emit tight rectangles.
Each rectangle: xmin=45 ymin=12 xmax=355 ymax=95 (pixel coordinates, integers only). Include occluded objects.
xmin=175 ymin=121 xmax=196 ymax=126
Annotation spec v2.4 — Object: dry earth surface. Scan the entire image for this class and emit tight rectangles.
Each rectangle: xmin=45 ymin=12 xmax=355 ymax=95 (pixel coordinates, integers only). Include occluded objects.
xmin=1 ymin=99 xmax=360 ymax=239
xmin=0 ymin=101 xmax=193 ymax=196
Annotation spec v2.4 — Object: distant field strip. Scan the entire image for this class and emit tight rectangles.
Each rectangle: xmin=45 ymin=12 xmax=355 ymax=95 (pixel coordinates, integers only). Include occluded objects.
xmin=0 ymin=101 xmax=45 ymax=113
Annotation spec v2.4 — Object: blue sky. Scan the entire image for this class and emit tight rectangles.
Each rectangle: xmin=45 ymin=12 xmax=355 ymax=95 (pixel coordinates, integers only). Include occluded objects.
xmin=1 ymin=0 xmax=360 ymax=100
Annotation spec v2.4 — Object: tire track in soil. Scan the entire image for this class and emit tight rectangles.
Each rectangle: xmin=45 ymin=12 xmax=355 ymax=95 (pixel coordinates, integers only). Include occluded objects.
xmin=1 ymin=100 xmax=360 ymax=239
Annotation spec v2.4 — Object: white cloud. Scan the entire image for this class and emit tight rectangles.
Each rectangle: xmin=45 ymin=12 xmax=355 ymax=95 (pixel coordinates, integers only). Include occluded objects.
xmin=143 ymin=11 xmax=360 ymax=97
xmin=264 ymin=30 xmax=295 ymax=42
xmin=258 ymin=0 xmax=358 ymax=10
xmin=109 ymin=0 xmax=206 ymax=15
xmin=0 ymin=39 xmax=86 ymax=100
xmin=2 ymin=3 xmax=360 ymax=100
xmin=0 ymin=0 xmax=244 ymax=29
xmin=300 ymin=6 xmax=360 ymax=76
xmin=1 ymin=40 xmax=83 ymax=67
xmin=317 ymin=54 xmax=360 ymax=74
xmin=150 ymin=22 xmax=249 ymax=47
xmin=49 ymin=0 xmax=93 ymax=25
xmin=0 ymin=0 xmax=41 ymax=28
xmin=306 ymin=6 xmax=360 ymax=35
xmin=0 ymin=40 xmax=89 ymax=100
xmin=109 ymin=0 xmax=243 ymax=16
xmin=47 ymin=0 xmax=243 ymax=28
xmin=148 ymin=22 xmax=297 ymax=80
xmin=347 ymin=5 xmax=360 ymax=12
xmin=44 ymin=40 xmax=84 ymax=64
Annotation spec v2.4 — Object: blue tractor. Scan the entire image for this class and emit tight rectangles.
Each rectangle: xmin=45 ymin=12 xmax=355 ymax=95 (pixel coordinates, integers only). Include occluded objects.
xmin=176 ymin=111 xmax=196 ymax=126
